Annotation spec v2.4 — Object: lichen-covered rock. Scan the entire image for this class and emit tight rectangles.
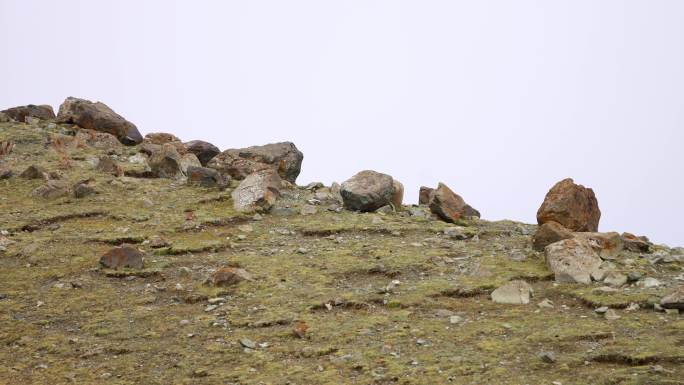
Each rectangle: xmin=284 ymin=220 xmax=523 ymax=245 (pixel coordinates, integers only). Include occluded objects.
xmin=491 ymin=280 xmax=533 ymax=305
xmin=428 ymin=182 xmax=467 ymax=223
xmin=143 ymin=133 xmax=186 ymax=154
xmin=418 ymin=186 xmax=434 ymax=205
xmin=212 ymin=267 xmax=254 ymax=287
xmin=391 ymin=179 xmax=404 ymax=209
xmin=660 ymin=285 xmax=684 ymax=310
xmin=185 ymin=140 xmax=220 ymax=166
xmin=75 ymin=129 xmax=122 ymax=152
xmin=73 ymin=182 xmax=96 ymax=198
xmin=545 ymin=238 xmax=602 ymax=284
xmin=99 ymin=245 xmax=144 ymax=269
xmin=621 ymin=232 xmax=651 ymax=252
xmin=95 ymin=155 xmax=122 ymax=176
xmin=1 ymin=104 xmax=55 ymax=122
xmin=231 ymin=169 xmax=282 ymax=213
xmin=537 ymin=178 xmax=601 ymax=232
xmin=532 ymin=221 xmax=574 ymax=251
xmin=340 ymin=170 xmax=395 ymax=212
xmin=149 ymin=144 xmax=183 ymax=178
xmin=187 ymin=166 xmax=227 ymax=188
xmin=56 ymin=97 xmax=142 ymax=145
xmin=573 ymin=231 xmax=624 ymax=259
xmin=463 ymin=204 xmax=481 ymax=218
xmin=208 ymin=142 xmax=303 ymax=183
xmin=180 ymin=153 xmax=201 ymax=174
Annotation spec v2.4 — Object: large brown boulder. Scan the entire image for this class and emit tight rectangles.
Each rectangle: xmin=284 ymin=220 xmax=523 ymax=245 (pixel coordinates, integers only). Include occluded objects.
xmin=545 ymin=238 xmax=602 ymax=284
xmin=185 ymin=140 xmax=220 ymax=166
xmin=428 ymin=182 xmax=467 ymax=223
xmin=418 ymin=186 xmax=434 ymax=205
xmin=537 ymin=178 xmax=601 ymax=232
xmin=208 ymin=142 xmax=303 ymax=183
xmin=56 ymin=97 xmax=143 ymax=145
xmin=532 ymin=221 xmax=574 ymax=251
xmin=391 ymin=180 xmax=404 ymax=209
xmin=231 ymin=169 xmax=282 ymax=213
xmin=1 ymin=104 xmax=55 ymax=122
xmin=340 ymin=170 xmax=396 ymax=212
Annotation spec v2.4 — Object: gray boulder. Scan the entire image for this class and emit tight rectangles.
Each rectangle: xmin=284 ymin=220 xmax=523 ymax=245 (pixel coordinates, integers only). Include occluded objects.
xmin=231 ymin=169 xmax=282 ymax=213
xmin=340 ymin=170 xmax=395 ymax=212
xmin=545 ymin=238 xmax=602 ymax=284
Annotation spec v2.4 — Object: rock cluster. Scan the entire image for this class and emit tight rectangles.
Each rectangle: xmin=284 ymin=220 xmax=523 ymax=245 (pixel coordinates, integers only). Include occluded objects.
xmin=208 ymin=142 xmax=303 ymax=183
xmin=419 ymin=183 xmax=480 ymax=222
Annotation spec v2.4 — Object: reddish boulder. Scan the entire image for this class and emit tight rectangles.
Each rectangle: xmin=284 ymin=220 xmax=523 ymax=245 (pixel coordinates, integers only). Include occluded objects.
xmin=621 ymin=232 xmax=651 ymax=253
xmin=532 ymin=221 xmax=574 ymax=251
xmin=418 ymin=186 xmax=434 ymax=205
xmin=99 ymin=245 xmax=144 ymax=269
xmin=428 ymin=182 xmax=467 ymax=223
xmin=537 ymin=178 xmax=601 ymax=232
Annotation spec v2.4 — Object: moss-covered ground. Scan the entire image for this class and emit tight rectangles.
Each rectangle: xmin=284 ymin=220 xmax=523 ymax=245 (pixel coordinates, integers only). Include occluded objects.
xmin=0 ymin=121 xmax=682 ymax=384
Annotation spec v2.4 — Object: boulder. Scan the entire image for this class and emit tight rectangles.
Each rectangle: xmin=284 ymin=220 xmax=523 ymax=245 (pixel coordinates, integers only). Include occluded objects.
xmin=660 ymin=285 xmax=684 ymax=310
xmin=428 ymin=182 xmax=467 ymax=223
xmin=463 ymin=204 xmax=481 ymax=218
xmin=73 ymin=181 xmax=96 ymax=198
xmin=1 ymin=104 xmax=55 ymax=122
xmin=187 ymin=166 xmax=227 ymax=188
xmin=340 ymin=170 xmax=395 ymax=212
xmin=391 ymin=180 xmax=404 ymax=208
xmin=56 ymin=97 xmax=142 ymax=145
xmin=418 ymin=186 xmax=434 ymax=205
xmin=532 ymin=221 xmax=573 ymax=251
xmin=545 ymin=238 xmax=602 ymax=284
xmin=212 ymin=267 xmax=254 ymax=287
xmin=573 ymin=232 xmax=624 ymax=259
xmin=537 ymin=178 xmax=601 ymax=232
xmin=491 ymin=280 xmax=533 ymax=305
xmin=180 ymin=153 xmax=202 ymax=174
xmin=148 ymin=144 xmax=183 ymax=178
xmin=31 ymin=180 xmax=69 ymax=199
xmin=95 ymin=156 xmax=122 ymax=176
xmin=208 ymin=142 xmax=303 ymax=183
xmin=99 ymin=245 xmax=144 ymax=269
xmin=20 ymin=165 xmax=48 ymax=180
xmin=143 ymin=133 xmax=186 ymax=154
xmin=621 ymin=232 xmax=651 ymax=253
xmin=185 ymin=140 xmax=220 ymax=166
xmin=231 ymin=169 xmax=282 ymax=213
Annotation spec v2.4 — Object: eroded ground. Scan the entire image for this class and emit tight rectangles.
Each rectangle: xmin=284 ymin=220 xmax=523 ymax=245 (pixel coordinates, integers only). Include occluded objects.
xmin=1 ymin=121 xmax=683 ymax=385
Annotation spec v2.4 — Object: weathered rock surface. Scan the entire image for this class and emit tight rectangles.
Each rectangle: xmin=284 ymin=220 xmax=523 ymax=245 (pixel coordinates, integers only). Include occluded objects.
xmin=391 ymin=180 xmax=404 ymax=209
xmin=231 ymin=169 xmax=282 ymax=213
xmin=428 ymin=182 xmax=467 ymax=223
xmin=73 ymin=181 xmax=96 ymax=198
xmin=20 ymin=165 xmax=48 ymax=180
xmin=545 ymin=238 xmax=602 ymax=284
xmin=143 ymin=133 xmax=186 ymax=154
xmin=75 ymin=129 xmax=122 ymax=152
xmin=463 ymin=204 xmax=481 ymax=218
xmin=95 ymin=156 xmax=122 ymax=176
xmin=1 ymin=104 xmax=55 ymax=122
xmin=99 ymin=245 xmax=144 ymax=269
xmin=208 ymin=142 xmax=303 ymax=183
xmin=621 ymin=232 xmax=651 ymax=252
xmin=186 ymin=166 xmax=227 ymax=188
xmin=660 ymin=285 xmax=684 ymax=310
xmin=340 ymin=170 xmax=395 ymax=212
xmin=537 ymin=178 xmax=601 ymax=232
xmin=56 ymin=97 xmax=142 ymax=145
xmin=573 ymin=231 xmax=623 ymax=259
xmin=532 ymin=221 xmax=574 ymax=251
xmin=212 ymin=267 xmax=254 ymax=287
xmin=185 ymin=140 xmax=220 ymax=166
xmin=31 ymin=180 xmax=69 ymax=199
xmin=491 ymin=280 xmax=533 ymax=305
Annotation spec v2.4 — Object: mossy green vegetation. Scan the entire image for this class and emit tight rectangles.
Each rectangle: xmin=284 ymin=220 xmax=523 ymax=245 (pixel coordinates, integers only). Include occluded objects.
xmin=0 ymin=121 xmax=682 ymax=384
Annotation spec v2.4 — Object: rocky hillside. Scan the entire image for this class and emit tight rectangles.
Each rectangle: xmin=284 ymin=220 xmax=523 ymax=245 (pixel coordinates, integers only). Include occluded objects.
xmin=0 ymin=100 xmax=682 ymax=385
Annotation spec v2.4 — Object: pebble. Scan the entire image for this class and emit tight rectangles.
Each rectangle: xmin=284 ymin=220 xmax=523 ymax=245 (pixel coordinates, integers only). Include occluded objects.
xmin=537 ymin=298 xmax=554 ymax=308
xmin=297 ymin=248 xmax=308 ymax=254
xmin=208 ymin=297 xmax=225 ymax=304
xmin=449 ymin=315 xmax=463 ymax=324
xmin=538 ymin=351 xmax=556 ymax=363
xmin=179 ymin=319 xmax=190 ymax=325
xmin=204 ymin=304 xmax=218 ymax=312
xmin=240 ymin=339 xmax=257 ymax=349
xmin=594 ymin=306 xmax=609 ymax=314
xmin=604 ymin=309 xmax=621 ymax=320
xmin=639 ymin=277 xmax=662 ymax=288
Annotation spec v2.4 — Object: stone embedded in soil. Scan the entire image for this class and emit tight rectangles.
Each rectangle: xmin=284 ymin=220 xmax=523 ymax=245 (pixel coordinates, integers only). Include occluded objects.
xmin=660 ymin=285 xmax=684 ymax=310
xmin=490 ymin=280 xmax=533 ymax=305
xmin=73 ymin=181 xmax=96 ymax=198
xmin=95 ymin=155 xmax=122 ymax=176
xmin=537 ymin=178 xmax=601 ymax=232
xmin=149 ymin=144 xmax=184 ymax=179
xmin=212 ymin=267 xmax=254 ymax=287
xmin=99 ymin=245 xmax=144 ymax=269
xmin=545 ymin=238 xmax=602 ymax=284
xmin=340 ymin=170 xmax=395 ymax=212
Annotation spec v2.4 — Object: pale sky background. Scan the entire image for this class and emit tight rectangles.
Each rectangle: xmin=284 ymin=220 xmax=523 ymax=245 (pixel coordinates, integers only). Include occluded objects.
xmin=1 ymin=1 xmax=683 ymax=246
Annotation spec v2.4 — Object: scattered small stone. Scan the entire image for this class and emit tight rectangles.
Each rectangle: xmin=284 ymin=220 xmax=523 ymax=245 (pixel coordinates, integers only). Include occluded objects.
xmin=604 ymin=309 xmax=621 ymax=320
xmin=240 ymin=338 xmax=257 ymax=349
xmin=449 ymin=315 xmax=463 ymax=324
xmin=594 ymin=306 xmax=609 ymax=314
xmin=212 ymin=267 xmax=254 ymax=287
xmin=639 ymin=277 xmax=662 ymax=288
xmin=537 ymin=298 xmax=554 ymax=308
xmin=538 ymin=351 xmax=556 ymax=363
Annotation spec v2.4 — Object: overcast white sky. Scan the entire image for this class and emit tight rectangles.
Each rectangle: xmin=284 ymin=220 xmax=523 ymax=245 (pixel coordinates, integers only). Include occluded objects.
xmin=1 ymin=1 xmax=683 ymax=246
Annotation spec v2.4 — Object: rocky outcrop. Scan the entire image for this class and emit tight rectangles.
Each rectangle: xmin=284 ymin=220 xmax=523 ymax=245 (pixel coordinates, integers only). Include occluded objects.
xmin=532 ymin=221 xmax=574 ymax=251
xmin=537 ymin=178 xmax=601 ymax=232
xmin=208 ymin=142 xmax=303 ymax=183
xmin=185 ymin=140 xmax=220 ymax=166
xmin=1 ymin=104 xmax=55 ymax=122
xmin=428 ymin=183 xmax=467 ymax=223
xmin=340 ymin=170 xmax=395 ymax=212
xmin=231 ymin=169 xmax=282 ymax=213
xmin=56 ymin=97 xmax=143 ymax=145
xmin=100 ymin=245 xmax=144 ymax=269
xmin=545 ymin=238 xmax=602 ymax=284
